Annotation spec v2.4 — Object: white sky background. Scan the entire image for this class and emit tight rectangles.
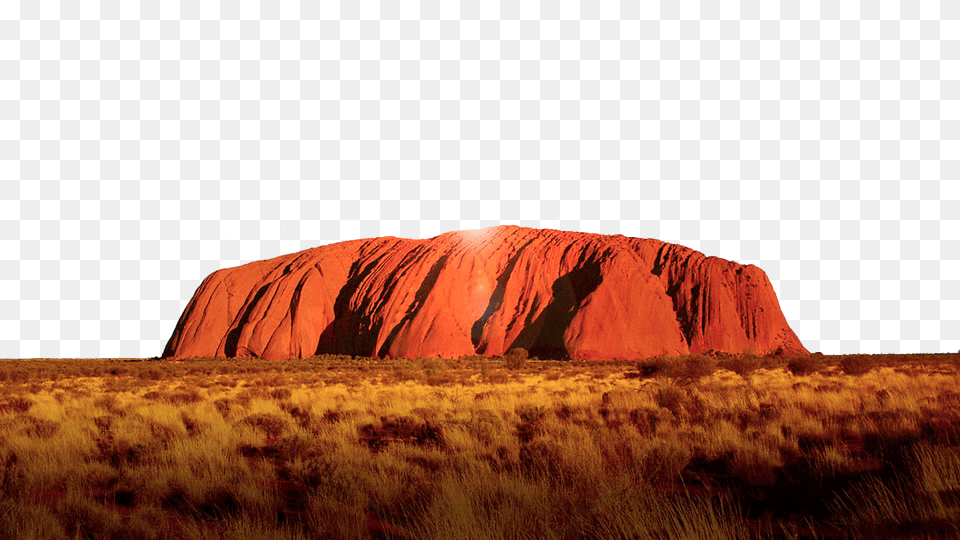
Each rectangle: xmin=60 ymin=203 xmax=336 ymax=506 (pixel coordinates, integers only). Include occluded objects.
xmin=3 ymin=0 xmax=959 ymax=358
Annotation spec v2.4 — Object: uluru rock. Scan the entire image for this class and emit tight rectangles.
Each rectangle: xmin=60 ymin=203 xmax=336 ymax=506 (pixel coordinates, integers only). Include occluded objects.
xmin=162 ymin=226 xmax=808 ymax=361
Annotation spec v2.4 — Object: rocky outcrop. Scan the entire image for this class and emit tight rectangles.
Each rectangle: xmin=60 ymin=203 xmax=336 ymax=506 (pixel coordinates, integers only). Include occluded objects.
xmin=162 ymin=226 xmax=808 ymax=361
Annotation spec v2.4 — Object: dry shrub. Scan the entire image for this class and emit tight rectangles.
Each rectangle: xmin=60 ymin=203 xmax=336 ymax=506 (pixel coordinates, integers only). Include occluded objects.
xmin=787 ymin=356 xmax=819 ymax=376
xmin=171 ymin=487 xmax=245 ymax=522
xmin=668 ymin=355 xmax=718 ymax=382
xmin=147 ymin=420 xmax=179 ymax=444
xmin=656 ymin=385 xmax=686 ymax=416
xmin=107 ymin=366 xmax=128 ymax=377
xmin=273 ymin=433 xmax=316 ymax=463
xmin=478 ymin=357 xmax=491 ymax=380
xmin=919 ymin=410 xmax=960 ymax=446
xmin=212 ymin=398 xmax=233 ymax=417
xmin=391 ymin=366 xmax=417 ymax=382
xmin=94 ymin=394 xmax=122 ymax=414
xmin=95 ymin=437 xmax=148 ymax=468
xmin=555 ymin=404 xmax=576 ymax=421
xmin=720 ymin=354 xmax=762 ymax=376
xmin=299 ymin=454 xmax=355 ymax=491
xmin=642 ymin=440 xmax=692 ymax=483
xmin=235 ymin=387 xmax=269 ymax=406
xmin=417 ymin=357 xmax=446 ymax=376
xmin=729 ymin=452 xmax=779 ymax=487
xmin=505 ymin=348 xmax=529 ymax=370
xmin=242 ymin=413 xmax=288 ymax=439
xmin=117 ymin=506 xmax=164 ymax=540
xmin=629 ymin=407 xmax=664 ymax=435
xmin=840 ymin=355 xmax=877 ymax=376
xmin=516 ymin=404 xmax=548 ymax=442
xmin=180 ymin=412 xmax=203 ymax=437
xmin=320 ymin=409 xmax=348 ymax=424
xmin=268 ymin=388 xmax=292 ymax=401
xmin=485 ymin=372 xmax=510 ymax=384
xmin=0 ymin=396 xmax=34 ymax=414
xmin=426 ymin=373 xmax=455 ymax=386
xmin=303 ymin=484 xmax=367 ymax=539
xmin=93 ymin=415 xmax=113 ymax=434
xmin=20 ymin=417 xmax=59 ymax=439
xmin=138 ymin=368 xmax=164 ymax=381
xmin=56 ymin=496 xmax=125 ymax=539
xmin=465 ymin=409 xmax=504 ymax=444
xmin=164 ymin=387 xmax=203 ymax=405
xmin=283 ymin=405 xmax=320 ymax=432
xmin=636 ymin=356 xmax=670 ymax=378
xmin=638 ymin=355 xmax=717 ymax=382
xmin=0 ymin=498 xmax=64 ymax=540
xmin=410 ymin=406 xmax=441 ymax=423
xmin=358 ymin=415 xmax=445 ymax=452
xmin=7 ymin=369 xmax=30 ymax=383
xmin=519 ymin=439 xmax=564 ymax=478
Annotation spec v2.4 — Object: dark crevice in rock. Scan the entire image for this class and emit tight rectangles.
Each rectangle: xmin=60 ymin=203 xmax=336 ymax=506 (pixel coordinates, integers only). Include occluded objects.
xmin=223 ymin=283 xmax=270 ymax=357
xmin=314 ymin=252 xmax=393 ymax=357
xmin=471 ymin=238 xmax=537 ymax=353
xmin=377 ymin=254 xmax=449 ymax=358
xmin=509 ymin=260 xmax=603 ymax=360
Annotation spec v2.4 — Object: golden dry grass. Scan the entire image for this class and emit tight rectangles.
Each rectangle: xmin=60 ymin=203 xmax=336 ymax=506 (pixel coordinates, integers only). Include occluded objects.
xmin=0 ymin=352 xmax=957 ymax=539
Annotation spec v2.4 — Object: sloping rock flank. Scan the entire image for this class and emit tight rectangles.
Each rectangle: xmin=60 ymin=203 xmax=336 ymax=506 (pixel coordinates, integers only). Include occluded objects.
xmin=163 ymin=226 xmax=808 ymax=361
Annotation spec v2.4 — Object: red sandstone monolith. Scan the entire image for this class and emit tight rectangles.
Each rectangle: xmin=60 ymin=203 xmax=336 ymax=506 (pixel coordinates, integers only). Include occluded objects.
xmin=162 ymin=226 xmax=808 ymax=361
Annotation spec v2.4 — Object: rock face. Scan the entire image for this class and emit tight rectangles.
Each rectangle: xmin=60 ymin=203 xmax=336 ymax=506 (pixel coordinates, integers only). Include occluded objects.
xmin=162 ymin=226 xmax=808 ymax=361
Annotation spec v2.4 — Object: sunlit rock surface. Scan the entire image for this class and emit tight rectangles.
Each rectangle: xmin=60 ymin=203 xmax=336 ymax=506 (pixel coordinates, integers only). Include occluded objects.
xmin=163 ymin=226 xmax=808 ymax=361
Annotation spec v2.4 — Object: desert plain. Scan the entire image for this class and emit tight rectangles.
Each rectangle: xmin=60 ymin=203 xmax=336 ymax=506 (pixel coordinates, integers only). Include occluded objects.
xmin=0 ymin=351 xmax=957 ymax=539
